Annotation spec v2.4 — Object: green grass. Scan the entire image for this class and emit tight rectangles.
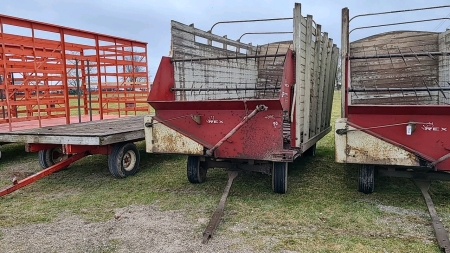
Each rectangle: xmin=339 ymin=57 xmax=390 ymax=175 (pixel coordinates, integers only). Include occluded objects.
xmin=0 ymin=91 xmax=449 ymax=252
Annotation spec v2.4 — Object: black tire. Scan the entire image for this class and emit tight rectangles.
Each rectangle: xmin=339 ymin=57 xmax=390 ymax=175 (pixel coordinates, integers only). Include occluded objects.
xmin=304 ymin=144 xmax=317 ymax=157
xmin=38 ymin=147 xmax=70 ymax=170
xmin=272 ymin=162 xmax=288 ymax=194
xmin=187 ymin=156 xmax=207 ymax=184
xmin=108 ymin=142 xmax=140 ymax=179
xmin=358 ymin=164 xmax=375 ymax=194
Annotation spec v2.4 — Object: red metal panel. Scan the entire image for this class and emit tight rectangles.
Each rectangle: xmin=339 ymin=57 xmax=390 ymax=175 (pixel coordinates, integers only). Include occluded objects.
xmin=63 ymin=144 xmax=111 ymax=155
xmin=147 ymin=57 xmax=175 ymax=101
xmin=348 ymin=113 xmax=450 ymax=171
xmin=25 ymin=143 xmax=59 ymax=152
xmin=151 ymin=99 xmax=284 ymax=161
xmin=348 ymin=105 xmax=450 ymax=115
xmin=280 ymin=49 xmax=295 ymax=111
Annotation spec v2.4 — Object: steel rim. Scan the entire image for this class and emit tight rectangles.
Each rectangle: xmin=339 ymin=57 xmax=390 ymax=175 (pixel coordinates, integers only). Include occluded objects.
xmin=122 ymin=150 xmax=137 ymax=172
xmin=51 ymin=147 xmax=68 ymax=163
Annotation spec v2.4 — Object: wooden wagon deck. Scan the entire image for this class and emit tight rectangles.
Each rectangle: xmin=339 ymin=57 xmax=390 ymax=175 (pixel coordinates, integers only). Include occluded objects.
xmin=0 ymin=116 xmax=145 ymax=145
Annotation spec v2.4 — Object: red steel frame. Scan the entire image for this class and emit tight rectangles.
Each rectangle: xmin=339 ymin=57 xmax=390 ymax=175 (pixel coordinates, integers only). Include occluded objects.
xmin=148 ymin=51 xmax=296 ymax=162
xmin=341 ymin=8 xmax=450 ymax=171
xmin=0 ymin=142 xmax=123 ymax=197
xmin=0 ymin=14 xmax=150 ymax=132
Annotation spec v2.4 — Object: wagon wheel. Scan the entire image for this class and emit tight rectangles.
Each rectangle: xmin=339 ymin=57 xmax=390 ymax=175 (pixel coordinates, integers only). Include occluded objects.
xmin=108 ymin=142 xmax=140 ymax=178
xmin=304 ymin=144 xmax=317 ymax=157
xmin=358 ymin=164 xmax=375 ymax=194
xmin=272 ymin=162 xmax=288 ymax=194
xmin=38 ymin=147 xmax=70 ymax=170
xmin=187 ymin=156 xmax=207 ymax=184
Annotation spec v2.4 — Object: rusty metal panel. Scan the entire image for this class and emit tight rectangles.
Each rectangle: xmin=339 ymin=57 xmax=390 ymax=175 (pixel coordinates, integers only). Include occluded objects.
xmin=335 ymin=118 xmax=420 ymax=166
xmin=147 ymin=117 xmax=203 ymax=155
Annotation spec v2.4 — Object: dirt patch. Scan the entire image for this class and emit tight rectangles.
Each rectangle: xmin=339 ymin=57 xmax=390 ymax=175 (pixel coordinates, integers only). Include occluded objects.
xmin=0 ymin=204 xmax=259 ymax=253
xmin=0 ymin=160 xmax=40 ymax=180
xmin=376 ymin=203 xmax=428 ymax=217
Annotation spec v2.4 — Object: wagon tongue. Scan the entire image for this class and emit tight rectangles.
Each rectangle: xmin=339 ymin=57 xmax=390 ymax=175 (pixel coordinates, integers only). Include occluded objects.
xmin=414 ymin=179 xmax=450 ymax=252
xmin=202 ymin=171 xmax=239 ymax=244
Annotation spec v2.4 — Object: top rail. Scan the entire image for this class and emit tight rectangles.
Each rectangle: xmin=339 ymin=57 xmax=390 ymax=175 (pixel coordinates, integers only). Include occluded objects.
xmin=349 ymin=5 xmax=450 ymax=22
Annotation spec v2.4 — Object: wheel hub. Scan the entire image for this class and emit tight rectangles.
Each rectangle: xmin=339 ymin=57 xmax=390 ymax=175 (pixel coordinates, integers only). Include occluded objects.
xmin=122 ymin=150 xmax=137 ymax=172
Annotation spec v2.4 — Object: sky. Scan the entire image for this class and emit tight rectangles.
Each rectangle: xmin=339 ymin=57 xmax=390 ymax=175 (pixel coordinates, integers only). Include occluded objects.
xmin=2 ymin=0 xmax=450 ymax=81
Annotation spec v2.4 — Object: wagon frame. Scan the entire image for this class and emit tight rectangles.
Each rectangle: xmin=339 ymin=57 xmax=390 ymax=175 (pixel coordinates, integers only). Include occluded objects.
xmin=145 ymin=3 xmax=339 ymax=194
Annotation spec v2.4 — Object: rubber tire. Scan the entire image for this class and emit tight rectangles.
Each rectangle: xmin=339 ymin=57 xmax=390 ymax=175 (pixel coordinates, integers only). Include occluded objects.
xmin=187 ymin=156 xmax=207 ymax=184
xmin=272 ymin=162 xmax=288 ymax=194
xmin=38 ymin=147 xmax=69 ymax=170
xmin=108 ymin=142 xmax=140 ymax=179
xmin=304 ymin=144 xmax=316 ymax=157
xmin=358 ymin=164 xmax=375 ymax=194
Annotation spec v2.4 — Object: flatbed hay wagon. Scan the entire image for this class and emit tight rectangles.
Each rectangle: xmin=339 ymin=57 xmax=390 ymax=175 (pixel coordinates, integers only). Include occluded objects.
xmin=145 ymin=3 xmax=339 ymax=194
xmin=0 ymin=14 xmax=150 ymax=197
xmin=335 ymin=5 xmax=450 ymax=251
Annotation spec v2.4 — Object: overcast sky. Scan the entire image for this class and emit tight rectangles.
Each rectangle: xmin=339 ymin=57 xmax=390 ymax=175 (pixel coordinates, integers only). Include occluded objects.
xmin=2 ymin=0 xmax=450 ymax=80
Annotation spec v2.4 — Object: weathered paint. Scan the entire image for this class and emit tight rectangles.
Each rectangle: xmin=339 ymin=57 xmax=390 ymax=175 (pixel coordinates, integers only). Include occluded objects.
xmin=148 ymin=99 xmax=285 ymax=161
xmin=335 ymin=118 xmax=420 ymax=166
xmin=145 ymin=116 xmax=203 ymax=155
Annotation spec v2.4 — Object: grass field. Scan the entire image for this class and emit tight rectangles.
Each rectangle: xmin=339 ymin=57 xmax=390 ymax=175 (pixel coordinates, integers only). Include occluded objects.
xmin=1 ymin=91 xmax=449 ymax=252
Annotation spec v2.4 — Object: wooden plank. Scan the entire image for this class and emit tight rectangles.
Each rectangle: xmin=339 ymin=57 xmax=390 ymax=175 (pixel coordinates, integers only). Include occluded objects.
xmin=351 ymin=67 xmax=438 ymax=79
xmin=309 ymin=24 xmax=322 ymax=137
xmin=171 ymin=21 xmax=254 ymax=51
xmin=0 ymin=116 xmax=144 ymax=145
xmin=349 ymin=30 xmax=440 ymax=105
xmin=171 ymin=23 xmax=261 ymax=101
xmin=325 ymin=45 xmax=339 ymax=126
xmin=302 ymin=15 xmax=313 ymax=143
xmin=320 ymin=39 xmax=333 ymax=131
xmin=316 ymin=33 xmax=329 ymax=134
xmin=350 ymin=58 xmax=435 ymax=70
xmin=350 ymin=31 xmax=438 ymax=50
xmin=293 ymin=3 xmax=303 ymax=146
xmin=341 ymin=7 xmax=349 ymax=115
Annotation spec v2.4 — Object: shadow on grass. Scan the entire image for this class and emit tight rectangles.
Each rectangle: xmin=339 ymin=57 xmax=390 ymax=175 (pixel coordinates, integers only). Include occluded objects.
xmin=0 ymin=143 xmax=35 ymax=166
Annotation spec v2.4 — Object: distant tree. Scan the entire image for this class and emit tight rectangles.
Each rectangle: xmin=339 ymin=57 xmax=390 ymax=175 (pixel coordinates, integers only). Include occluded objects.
xmin=123 ymin=48 xmax=147 ymax=83
xmin=66 ymin=52 xmax=95 ymax=89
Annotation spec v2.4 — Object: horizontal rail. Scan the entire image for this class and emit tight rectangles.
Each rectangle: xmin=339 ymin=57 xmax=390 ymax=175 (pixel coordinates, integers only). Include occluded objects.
xmin=209 ymin=17 xmax=293 ymax=33
xmin=171 ymin=53 xmax=287 ymax=62
xmin=171 ymin=87 xmax=280 ymax=92
xmin=350 ymin=18 xmax=450 ymax=34
xmin=350 ymin=5 xmax=450 ymax=22
xmin=349 ymin=51 xmax=450 ymax=60
xmin=237 ymin=32 xmax=293 ymax=41
xmin=349 ymin=87 xmax=450 ymax=92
